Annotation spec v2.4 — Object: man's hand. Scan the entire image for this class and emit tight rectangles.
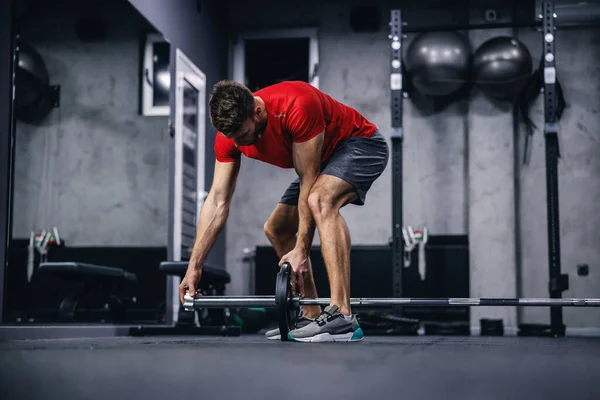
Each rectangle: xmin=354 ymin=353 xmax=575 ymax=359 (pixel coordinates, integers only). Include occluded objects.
xmin=179 ymin=267 xmax=202 ymax=305
xmin=279 ymin=247 xmax=309 ymax=297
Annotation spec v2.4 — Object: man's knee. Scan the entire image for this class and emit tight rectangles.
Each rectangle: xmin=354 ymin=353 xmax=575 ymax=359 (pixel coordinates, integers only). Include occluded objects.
xmin=308 ymin=175 xmax=358 ymax=218
xmin=264 ymin=208 xmax=297 ymax=242
xmin=307 ymin=189 xmax=337 ymax=219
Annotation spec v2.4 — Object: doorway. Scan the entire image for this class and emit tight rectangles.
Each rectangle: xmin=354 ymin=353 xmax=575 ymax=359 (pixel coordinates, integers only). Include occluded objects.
xmin=232 ymin=28 xmax=319 ymax=89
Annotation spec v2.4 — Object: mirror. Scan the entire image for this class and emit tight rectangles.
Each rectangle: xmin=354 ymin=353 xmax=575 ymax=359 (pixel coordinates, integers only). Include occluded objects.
xmin=7 ymin=0 xmax=171 ymax=324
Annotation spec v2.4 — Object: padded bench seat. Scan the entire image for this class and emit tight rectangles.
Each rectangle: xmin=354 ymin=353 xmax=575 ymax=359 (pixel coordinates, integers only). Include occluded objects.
xmin=159 ymin=261 xmax=230 ymax=284
xmin=38 ymin=262 xmax=137 ymax=282
xmin=37 ymin=262 xmax=137 ymax=322
xmin=128 ymin=260 xmax=240 ymax=337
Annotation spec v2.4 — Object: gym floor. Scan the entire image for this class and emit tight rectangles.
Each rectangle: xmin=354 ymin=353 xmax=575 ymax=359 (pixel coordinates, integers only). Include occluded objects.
xmin=1 ymin=334 xmax=599 ymax=400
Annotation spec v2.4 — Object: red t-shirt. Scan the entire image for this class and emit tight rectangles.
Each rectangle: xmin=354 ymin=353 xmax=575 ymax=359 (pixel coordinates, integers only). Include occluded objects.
xmin=213 ymin=81 xmax=377 ymax=169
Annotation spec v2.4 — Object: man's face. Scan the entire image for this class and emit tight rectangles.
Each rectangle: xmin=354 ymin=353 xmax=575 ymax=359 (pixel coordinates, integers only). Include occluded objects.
xmin=229 ymin=115 xmax=266 ymax=147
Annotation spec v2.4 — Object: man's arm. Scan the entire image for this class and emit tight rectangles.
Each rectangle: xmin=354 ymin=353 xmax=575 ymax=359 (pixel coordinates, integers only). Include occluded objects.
xmin=293 ymin=131 xmax=324 ymax=254
xmin=188 ymin=159 xmax=241 ymax=271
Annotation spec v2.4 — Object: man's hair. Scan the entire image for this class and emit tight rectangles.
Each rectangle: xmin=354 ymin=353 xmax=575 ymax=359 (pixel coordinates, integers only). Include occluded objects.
xmin=208 ymin=80 xmax=255 ymax=136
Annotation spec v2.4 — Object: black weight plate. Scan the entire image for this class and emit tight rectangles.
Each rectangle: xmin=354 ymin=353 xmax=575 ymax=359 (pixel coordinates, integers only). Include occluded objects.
xmin=275 ymin=262 xmax=293 ymax=341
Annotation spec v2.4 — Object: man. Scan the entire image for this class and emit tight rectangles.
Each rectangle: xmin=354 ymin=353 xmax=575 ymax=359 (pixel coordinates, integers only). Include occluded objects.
xmin=179 ymin=80 xmax=388 ymax=342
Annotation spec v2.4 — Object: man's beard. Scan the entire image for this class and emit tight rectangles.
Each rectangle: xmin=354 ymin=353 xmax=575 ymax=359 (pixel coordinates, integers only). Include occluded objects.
xmin=256 ymin=119 xmax=267 ymax=136
xmin=252 ymin=120 xmax=267 ymax=143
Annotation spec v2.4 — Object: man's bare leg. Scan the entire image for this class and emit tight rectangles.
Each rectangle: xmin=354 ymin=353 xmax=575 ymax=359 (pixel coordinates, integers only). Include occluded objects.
xmin=307 ymin=175 xmax=357 ymax=317
xmin=264 ymin=203 xmax=321 ymax=318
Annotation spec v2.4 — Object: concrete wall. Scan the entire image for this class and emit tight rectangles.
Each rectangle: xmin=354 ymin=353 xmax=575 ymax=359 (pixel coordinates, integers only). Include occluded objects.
xmin=223 ymin=0 xmax=600 ymax=329
xmin=12 ymin=1 xmax=170 ymax=246
xmin=467 ymin=27 xmax=519 ymax=327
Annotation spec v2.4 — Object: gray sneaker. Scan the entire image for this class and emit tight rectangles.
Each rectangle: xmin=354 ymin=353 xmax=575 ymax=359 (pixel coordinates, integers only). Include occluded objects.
xmin=287 ymin=305 xmax=364 ymax=342
xmin=265 ymin=315 xmax=315 ymax=340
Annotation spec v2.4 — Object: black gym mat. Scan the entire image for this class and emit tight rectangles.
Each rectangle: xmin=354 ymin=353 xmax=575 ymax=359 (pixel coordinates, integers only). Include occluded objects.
xmin=1 ymin=335 xmax=599 ymax=400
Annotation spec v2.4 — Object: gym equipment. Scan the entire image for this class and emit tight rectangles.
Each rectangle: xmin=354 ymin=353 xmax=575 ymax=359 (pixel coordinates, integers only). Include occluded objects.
xmin=402 ymin=226 xmax=427 ymax=272
xmin=390 ymin=1 xmax=570 ymax=338
xmin=37 ymin=262 xmax=137 ymax=322
xmin=480 ymin=318 xmax=504 ymax=336
xmin=472 ymin=36 xmax=533 ymax=101
xmin=27 ymin=228 xmax=63 ymax=282
xmin=183 ymin=262 xmax=600 ymax=341
xmin=403 ymin=31 xmax=472 ymax=97
xmin=130 ymin=261 xmax=241 ymax=337
xmin=15 ymin=42 xmax=49 ymax=108
xmin=15 ymin=41 xmax=59 ymax=123
xmin=519 ymin=54 xmax=567 ymax=165
xmin=532 ymin=0 xmax=566 ymax=337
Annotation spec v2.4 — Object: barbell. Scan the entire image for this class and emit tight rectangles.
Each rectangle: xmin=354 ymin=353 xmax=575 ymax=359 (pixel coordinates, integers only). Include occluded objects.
xmin=183 ymin=262 xmax=600 ymax=341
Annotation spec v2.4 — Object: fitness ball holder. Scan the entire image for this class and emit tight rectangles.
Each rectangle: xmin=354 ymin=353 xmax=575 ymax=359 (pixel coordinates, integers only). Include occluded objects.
xmin=183 ymin=262 xmax=600 ymax=341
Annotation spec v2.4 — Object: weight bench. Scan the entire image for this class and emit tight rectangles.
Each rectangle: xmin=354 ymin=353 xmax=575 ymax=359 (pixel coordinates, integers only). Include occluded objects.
xmin=37 ymin=262 xmax=137 ymax=322
xmin=129 ymin=261 xmax=241 ymax=337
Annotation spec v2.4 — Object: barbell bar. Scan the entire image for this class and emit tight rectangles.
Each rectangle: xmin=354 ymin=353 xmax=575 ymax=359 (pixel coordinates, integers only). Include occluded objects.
xmin=183 ymin=296 xmax=600 ymax=309
xmin=182 ymin=262 xmax=600 ymax=341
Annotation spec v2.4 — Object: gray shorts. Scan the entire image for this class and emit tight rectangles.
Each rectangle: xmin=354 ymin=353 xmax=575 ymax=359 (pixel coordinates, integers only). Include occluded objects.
xmin=280 ymin=129 xmax=389 ymax=206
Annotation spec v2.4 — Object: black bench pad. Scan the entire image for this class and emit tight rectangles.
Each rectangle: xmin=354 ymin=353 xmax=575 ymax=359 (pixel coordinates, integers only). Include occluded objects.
xmin=159 ymin=261 xmax=230 ymax=284
xmin=38 ymin=262 xmax=137 ymax=282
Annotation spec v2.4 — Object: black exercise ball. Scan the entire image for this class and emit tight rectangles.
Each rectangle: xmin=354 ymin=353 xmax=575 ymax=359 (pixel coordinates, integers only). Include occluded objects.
xmin=16 ymin=42 xmax=50 ymax=109
xmin=404 ymin=32 xmax=472 ymax=97
xmin=15 ymin=42 xmax=56 ymax=123
xmin=472 ymin=36 xmax=533 ymax=102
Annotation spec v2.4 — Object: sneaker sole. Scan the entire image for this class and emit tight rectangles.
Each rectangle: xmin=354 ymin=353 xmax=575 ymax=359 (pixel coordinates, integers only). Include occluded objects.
xmin=266 ymin=319 xmax=315 ymax=341
xmin=288 ymin=328 xmax=364 ymax=343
